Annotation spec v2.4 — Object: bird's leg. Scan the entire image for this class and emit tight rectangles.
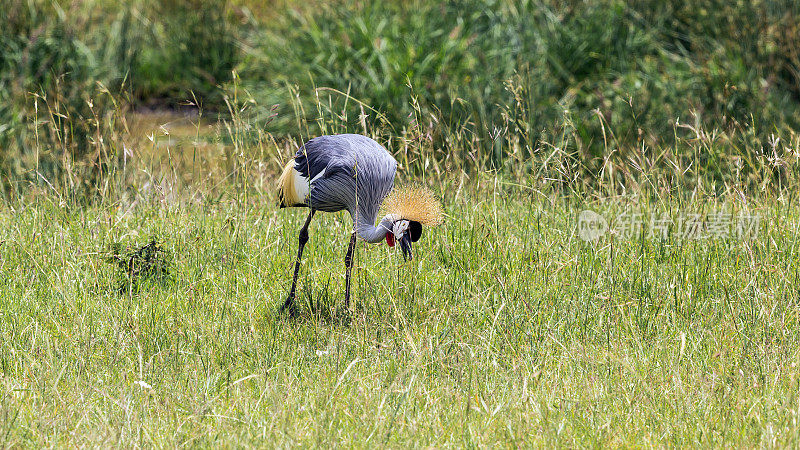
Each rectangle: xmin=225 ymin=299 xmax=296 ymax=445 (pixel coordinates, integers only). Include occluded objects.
xmin=343 ymin=231 xmax=357 ymax=309
xmin=282 ymin=209 xmax=315 ymax=315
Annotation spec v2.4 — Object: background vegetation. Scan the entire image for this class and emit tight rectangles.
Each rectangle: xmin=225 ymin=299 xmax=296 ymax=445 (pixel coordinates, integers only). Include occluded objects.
xmin=1 ymin=0 xmax=799 ymax=196
xmin=1 ymin=0 xmax=800 ymax=446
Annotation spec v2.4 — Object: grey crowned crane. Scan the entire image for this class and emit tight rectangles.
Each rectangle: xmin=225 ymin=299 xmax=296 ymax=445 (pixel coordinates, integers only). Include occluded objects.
xmin=277 ymin=134 xmax=442 ymax=315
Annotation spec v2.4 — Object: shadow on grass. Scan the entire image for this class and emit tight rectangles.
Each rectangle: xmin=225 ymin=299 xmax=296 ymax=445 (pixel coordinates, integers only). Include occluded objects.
xmin=277 ymin=277 xmax=355 ymax=326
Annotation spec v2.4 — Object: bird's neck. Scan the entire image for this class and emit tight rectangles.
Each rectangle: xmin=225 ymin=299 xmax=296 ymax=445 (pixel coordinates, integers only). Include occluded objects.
xmin=354 ymin=214 xmax=394 ymax=243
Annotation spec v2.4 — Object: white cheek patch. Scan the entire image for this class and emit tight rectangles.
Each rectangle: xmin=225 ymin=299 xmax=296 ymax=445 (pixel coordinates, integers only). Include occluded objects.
xmin=392 ymin=220 xmax=410 ymax=240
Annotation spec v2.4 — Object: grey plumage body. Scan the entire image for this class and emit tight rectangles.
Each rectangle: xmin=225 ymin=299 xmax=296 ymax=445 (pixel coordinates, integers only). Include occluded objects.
xmin=278 ymin=134 xmax=401 ymax=315
xmin=290 ymin=134 xmax=398 ymax=242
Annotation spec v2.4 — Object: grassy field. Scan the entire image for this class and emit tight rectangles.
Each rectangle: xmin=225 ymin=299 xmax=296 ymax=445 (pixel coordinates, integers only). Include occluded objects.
xmin=3 ymin=0 xmax=800 ymax=446
xmin=1 ymin=183 xmax=799 ymax=446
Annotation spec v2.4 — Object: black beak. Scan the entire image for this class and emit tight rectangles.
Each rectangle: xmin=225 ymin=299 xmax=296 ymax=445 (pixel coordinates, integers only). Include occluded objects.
xmin=399 ymin=233 xmax=413 ymax=261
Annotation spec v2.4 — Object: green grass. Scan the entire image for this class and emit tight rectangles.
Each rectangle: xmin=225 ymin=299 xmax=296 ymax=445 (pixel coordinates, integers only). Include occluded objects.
xmin=239 ymin=0 xmax=800 ymax=154
xmin=1 ymin=185 xmax=798 ymax=446
xmin=2 ymin=0 xmax=800 ymax=445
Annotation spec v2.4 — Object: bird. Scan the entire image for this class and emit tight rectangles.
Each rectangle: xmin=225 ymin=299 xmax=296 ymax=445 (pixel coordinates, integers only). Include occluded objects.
xmin=277 ymin=133 xmax=442 ymax=315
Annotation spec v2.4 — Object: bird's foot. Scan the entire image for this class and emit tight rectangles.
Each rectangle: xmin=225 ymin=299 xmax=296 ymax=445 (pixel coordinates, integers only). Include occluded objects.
xmin=334 ymin=304 xmax=353 ymax=325
xmin=279 ymin=297 xmax=299 ymax=317
xmin=337 ymin=296 xmax=354 ymax=317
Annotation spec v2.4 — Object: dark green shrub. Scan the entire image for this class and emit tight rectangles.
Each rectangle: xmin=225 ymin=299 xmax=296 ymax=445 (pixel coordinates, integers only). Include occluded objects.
xmin=238 ymin=0 xmax=800 ymax=172
xmin=130 ymin=0 xmax=240 ymax=108
xmin=0 ymin=0 xmax=116 ymax=192
xmin=0 ymin=0 xmax=243 ymax=196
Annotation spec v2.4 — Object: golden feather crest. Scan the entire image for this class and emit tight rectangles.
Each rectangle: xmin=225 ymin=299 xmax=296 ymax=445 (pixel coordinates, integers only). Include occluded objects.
xmin=382 ymin=185 xmax=444 ymax=226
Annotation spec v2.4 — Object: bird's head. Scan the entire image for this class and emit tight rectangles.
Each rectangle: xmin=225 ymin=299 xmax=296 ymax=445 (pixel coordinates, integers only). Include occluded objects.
xmin=380 ymin=185 xmax=443 ymax=262
xmin=384 ymin=218 xmax=422 ymax=261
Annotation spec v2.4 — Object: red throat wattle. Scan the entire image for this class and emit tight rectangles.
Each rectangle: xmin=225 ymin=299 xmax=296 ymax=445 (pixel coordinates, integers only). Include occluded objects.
xmin=385 ymin=232 xmax=395 ymax=247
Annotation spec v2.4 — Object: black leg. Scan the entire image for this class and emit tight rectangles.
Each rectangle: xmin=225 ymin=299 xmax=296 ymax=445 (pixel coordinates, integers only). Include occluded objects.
xmin=281 ymin=209 xmax=315 ymax=315
xmin=343 ymin=231 xmax=357 ymax=309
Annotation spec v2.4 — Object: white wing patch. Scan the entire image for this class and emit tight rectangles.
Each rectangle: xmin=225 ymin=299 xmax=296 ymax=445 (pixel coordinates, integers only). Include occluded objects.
xmin=293 ymin=170 xmax=310 ymax=203
xmin=293 ymin=167 xmax=326 ymax=204
xmin=310 ymin=167 xmax=327 ymax=183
